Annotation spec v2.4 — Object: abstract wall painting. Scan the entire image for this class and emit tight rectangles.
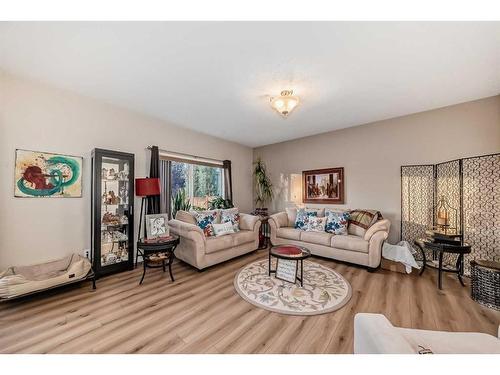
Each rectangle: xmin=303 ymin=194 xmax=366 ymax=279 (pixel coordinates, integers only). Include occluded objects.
xmin=15 ymin=149 xmax=83 ymax=198
xmin=303 ymin=167 xmax=344 ymax=204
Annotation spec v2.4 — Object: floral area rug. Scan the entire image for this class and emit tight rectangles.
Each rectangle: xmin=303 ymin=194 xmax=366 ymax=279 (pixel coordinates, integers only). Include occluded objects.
xmin=234 ymin=259 xmax=352 ymax=316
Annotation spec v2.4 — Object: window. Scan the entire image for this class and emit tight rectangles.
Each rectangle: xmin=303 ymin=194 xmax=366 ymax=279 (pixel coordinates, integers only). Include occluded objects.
xmin=170 ymin=160 xmax=224 ymax=209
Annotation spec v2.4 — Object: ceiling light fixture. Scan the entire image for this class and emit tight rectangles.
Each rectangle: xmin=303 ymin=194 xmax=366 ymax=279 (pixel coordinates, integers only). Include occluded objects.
xmin=270 ymin=90 xmax=299 ymax=118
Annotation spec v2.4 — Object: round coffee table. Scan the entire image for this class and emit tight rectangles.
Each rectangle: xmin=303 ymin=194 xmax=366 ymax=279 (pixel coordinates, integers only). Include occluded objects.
xmin=268 ymin=245 xmax=311 ymax=287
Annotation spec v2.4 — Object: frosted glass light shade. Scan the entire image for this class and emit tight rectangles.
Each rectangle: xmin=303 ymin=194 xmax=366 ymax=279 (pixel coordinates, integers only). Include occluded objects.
xmin=270 ymin=90 xmax=299 ymax=117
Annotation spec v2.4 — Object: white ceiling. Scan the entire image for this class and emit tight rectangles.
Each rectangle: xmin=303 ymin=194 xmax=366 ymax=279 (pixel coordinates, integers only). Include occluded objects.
xmin=1 ymin=22 xmax=499 ymax=147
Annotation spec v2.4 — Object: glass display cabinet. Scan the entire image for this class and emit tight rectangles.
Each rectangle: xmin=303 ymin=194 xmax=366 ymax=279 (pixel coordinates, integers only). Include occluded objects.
xmin=91 ymin=148 xmax=134 ymax=277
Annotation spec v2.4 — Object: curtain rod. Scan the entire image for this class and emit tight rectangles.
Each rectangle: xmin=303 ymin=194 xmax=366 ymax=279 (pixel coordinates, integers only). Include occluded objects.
xmin=146 ymin=146 xmax=225 ymax=165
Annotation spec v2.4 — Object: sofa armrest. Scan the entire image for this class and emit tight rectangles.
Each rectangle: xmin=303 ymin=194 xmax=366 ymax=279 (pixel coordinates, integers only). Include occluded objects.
xmin=168 ymin=219 xmax=206 ymax=243
xmin=269 ymin=212 xmax=288 ymax=231
xmin=364 ymin=219 xmax=391 ymax=241
xmin=354 ymin=313 xmax=415 ymax=354
xmin=239 ymin=213 xmax=261 ymax=232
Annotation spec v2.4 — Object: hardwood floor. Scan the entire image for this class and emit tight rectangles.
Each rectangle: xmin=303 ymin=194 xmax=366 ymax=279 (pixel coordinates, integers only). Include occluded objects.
xmin=1 ymin=249 xmax=499 ymax=354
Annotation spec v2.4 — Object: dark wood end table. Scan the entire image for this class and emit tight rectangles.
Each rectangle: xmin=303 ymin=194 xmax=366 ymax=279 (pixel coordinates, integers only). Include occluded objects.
xmin=136 ymin=235 xmax=180 ymax=285
xmin=268 ymin=245 xmax=311 ymax=287
xmin=415 ymin=238 xmax=471 ymax=290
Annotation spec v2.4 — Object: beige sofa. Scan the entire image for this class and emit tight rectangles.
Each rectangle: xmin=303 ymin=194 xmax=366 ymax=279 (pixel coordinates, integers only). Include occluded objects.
xmin=168 ymin=211 xmax=261 ymax=270
xmin=269 ymin=209 xmax=390 ymax=270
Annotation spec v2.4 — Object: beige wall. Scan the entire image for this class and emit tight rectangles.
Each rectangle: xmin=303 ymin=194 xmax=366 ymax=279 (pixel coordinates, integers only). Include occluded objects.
xmin=254 ymin=95 xmax=500 ymax=243
xmin=0 ymin=72 xmax=253 ymax=268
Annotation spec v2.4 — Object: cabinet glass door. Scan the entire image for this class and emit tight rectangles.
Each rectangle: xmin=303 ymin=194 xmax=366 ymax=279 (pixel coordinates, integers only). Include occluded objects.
xmin=100 ymin=157 xmax=131 ymax=267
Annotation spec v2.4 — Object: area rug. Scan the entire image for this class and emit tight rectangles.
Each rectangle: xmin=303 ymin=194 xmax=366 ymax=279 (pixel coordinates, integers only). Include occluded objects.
xmin=234 ymin=259 xmax=352 ymax=316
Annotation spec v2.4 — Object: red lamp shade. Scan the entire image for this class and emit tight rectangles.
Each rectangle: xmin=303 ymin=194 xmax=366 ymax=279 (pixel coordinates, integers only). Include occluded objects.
xmin=135 ymin=178 xmax=160 ymax=197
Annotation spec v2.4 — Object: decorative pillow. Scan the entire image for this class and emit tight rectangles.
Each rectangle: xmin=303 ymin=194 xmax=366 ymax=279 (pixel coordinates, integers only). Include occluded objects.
xmin=285 ymin=207 xmax=298 ymax=227
xmin=221 ymin=208 xmax=240 ymax=232
xmin=193 ymin=210 xmax=218 ymax=237
xmin=348 ymin=209 xmax=382 ymax=237
xmin=325 ymin=211 xmax=350 ymax=235
xmin=305 ymin=207 xmax=325 ymax=217
xmin=175 ymin=210 xmax=197 ymax=225
xmin=294 ymin=208 xmax=318 ymax=230
xmin=305 ymin=217 xmax=326 ymax=232
xmin=212 ymin=221 xmax=235 ymax=237
xmin=190 ymin=209 xmax=220 ymax=223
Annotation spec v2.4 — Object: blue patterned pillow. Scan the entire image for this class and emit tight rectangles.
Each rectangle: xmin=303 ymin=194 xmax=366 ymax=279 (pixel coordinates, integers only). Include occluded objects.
xmin=193 ymin=211 xmax=218 ymax=237
xmin=325 ymin=211 xmax=350 ymax=235
xmin=221 ymin=208 xmax=240 ymax=232
xmin=294 ymin=209 xmax=318 ymax=230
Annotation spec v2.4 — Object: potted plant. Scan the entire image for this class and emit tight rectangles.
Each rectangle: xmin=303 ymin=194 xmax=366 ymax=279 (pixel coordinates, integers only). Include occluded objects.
xmin=171 ymin=188 xmax=191 ymax=219
xmin=208 ymin=196 xmax=234 ymax=210
xmin=253 ymin=157 xmax=273 ymax=216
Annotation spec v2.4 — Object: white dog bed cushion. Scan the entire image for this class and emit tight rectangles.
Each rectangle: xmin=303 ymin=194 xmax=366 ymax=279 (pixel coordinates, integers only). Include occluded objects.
xmin=0 ymin=253 xmax=91 ymax=299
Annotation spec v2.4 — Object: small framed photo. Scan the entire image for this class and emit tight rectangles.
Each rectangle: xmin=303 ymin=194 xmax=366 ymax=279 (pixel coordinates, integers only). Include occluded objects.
xmin=145 ymin=214 xmax=170 ymax=239
xmin=275 ymin=258 xmax=298 ymax=284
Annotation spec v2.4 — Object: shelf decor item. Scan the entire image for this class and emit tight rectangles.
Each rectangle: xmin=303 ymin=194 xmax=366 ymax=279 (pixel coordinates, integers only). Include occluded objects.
xmin=14 ymin=149 xmax=82 ymax=198
xmin=145 ymin=213 xmax=170 ymax=239
xmin=303 ymin=167 xmax=344 ymax=204
xmin=91 ymin=148 xmax=135 ymax=277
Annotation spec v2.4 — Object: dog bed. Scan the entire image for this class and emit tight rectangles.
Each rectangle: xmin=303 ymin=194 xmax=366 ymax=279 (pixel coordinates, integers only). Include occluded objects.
xmin=0 ymin=253 xmax=92 ymax=299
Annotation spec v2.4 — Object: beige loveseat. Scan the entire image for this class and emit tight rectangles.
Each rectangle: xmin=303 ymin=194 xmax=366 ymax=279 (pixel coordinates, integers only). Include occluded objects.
xmin=168 ymin=211 xmax=261 ymax=270
xmin=269 ymin=209 xmax=390 ymax=270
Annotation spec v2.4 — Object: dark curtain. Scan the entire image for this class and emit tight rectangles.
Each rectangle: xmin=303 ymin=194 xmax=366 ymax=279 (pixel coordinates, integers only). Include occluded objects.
xmin=159 ymin=159 xmax=171 ymax=217
xmin=147 ymin=145 xmax=161 ymax=214
xmin=223 ymin=160 xmax=233 ymax=202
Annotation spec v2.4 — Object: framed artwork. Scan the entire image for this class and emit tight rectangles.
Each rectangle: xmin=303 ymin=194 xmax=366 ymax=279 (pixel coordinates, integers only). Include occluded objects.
xmin=275 ymin=258 xmax=298 ymax=284
xmin=145 ymin=214 xmax=170 ymax=239
xmin=303 ymin=167 xmax=344 ymax=204
xmin=14 ymin=149 xmax=83 ymax=198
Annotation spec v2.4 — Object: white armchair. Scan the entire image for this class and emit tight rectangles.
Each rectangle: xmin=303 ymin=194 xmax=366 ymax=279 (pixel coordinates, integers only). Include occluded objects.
xmin=354 ymin=313 xmax=500 ymax=354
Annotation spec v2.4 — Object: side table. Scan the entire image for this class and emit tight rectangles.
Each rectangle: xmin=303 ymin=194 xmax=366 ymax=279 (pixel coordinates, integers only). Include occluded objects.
xmin=415 ymin=238 xmax=471 ymax=290
xmin=136 ymin=235 xmax=180 ymax=285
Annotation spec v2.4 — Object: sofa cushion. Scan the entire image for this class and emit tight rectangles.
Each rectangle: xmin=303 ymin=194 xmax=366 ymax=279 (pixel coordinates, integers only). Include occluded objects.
xmin=305 ymin=207 xmax=325 ymax=217
xmin=300 ymin=231 xmax=333 ymax=246
xmin=212 ymin=222 xmax=235 ymax=237
xmin=348 ymin=209 xmax=382 ymax=237
xmin=192 ymin=210 xmax=218 ymax=237
xmin=232 ymin=230 xmax=255 ymax=246
xmin=175 ymin=210 xmax=197 ymax=225
xmin=205 ymin=235 xmax=234 ymax=254
xmin=295 ymin=208 xmax=318 ymax=230
xmin=277 ymin=227 xmax=302 ymax=241
xmin=331 ymin=235 xmax=369 ymax=253
xmin=221 ymin=208 xmax=240 ymax=232
xmin=304 ymin=217 xmax=326 ymax=232
xmin=285 ymin=207 xmax=298 ymax=227
xmin=325 ymin=211 xmax=350 ymax=235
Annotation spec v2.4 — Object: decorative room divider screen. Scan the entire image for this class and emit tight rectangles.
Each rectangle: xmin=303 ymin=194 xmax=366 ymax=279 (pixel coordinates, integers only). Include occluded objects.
xmin=401 ymin=153 xmax=499 ymax=275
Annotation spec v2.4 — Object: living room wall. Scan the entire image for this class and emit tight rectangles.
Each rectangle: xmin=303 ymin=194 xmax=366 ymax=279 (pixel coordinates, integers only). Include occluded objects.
xmin=0 ymin=71 xmax=254 ymax=269
xmin=253 ymin=95 xmax=500 ymax=244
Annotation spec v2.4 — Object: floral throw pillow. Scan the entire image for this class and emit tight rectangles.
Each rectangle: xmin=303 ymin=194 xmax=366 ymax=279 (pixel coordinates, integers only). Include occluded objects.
xmin=305 ymin=217 xmax=326 ymax=232
xmin=294 ymin=209 xmax=318 ymax=230
xmin=325 ymin=211 xmax=350 ymax=235
xmin=221 ymin=210 xmax=240 ymax=232
xmin=194 ymin=211 xmax=218 ymax=237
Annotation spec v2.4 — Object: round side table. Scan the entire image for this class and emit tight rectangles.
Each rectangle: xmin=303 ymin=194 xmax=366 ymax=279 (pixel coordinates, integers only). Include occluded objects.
xmin=136 ymin=235 xmax=180 ymax=285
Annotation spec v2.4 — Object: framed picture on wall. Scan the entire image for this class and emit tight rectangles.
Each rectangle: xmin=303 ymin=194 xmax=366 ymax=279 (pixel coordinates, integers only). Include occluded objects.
xmin=14 ymin=149 xmax=83 ymax=198
xmin=303 ymin=167 xmax=344 ymax=204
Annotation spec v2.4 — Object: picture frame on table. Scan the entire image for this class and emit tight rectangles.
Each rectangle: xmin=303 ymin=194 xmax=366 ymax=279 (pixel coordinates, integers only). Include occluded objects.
xmin=275 ymin=258 xmax=298 ymax=284
xmin=303 ymin=167 xmax=344 ymax=204
xmin=145 ymin=213 xmax=170 ymax=239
